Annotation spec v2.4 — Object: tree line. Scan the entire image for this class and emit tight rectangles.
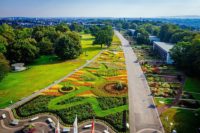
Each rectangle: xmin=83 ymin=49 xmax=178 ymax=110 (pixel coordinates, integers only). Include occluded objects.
xmin=122 ymin=20 xmax=200 ymax=77
xmin=0 ymin=23 xmax=114 ymax=81
xmin=153 ymin=23 xmax=200 ymax=77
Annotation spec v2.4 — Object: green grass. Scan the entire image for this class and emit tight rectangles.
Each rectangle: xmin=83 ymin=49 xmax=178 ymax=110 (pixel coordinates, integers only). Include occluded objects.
xmin=0 ymin=34 xmax=103 ymax=108
xmin=191 ymin=93 xmax=200 ymax=101
xmin=184 ymin=77 xmax=200 ymax=93
xmin=48 ymin=86 xmax=128 ymax=117
xmin=154 ymin=97 xmax=173 ymax=107
xmin=160 ymin=108 xmax=200 ymax=133
xmin=109 ymin=34 xmax=121 ymax=50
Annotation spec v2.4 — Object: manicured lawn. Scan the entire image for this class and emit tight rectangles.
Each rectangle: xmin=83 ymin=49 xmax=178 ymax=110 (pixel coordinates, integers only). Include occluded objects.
xmin=154 ymin=97 xmax=173 ymax=107
xmin=184 ymin=77 xmax=200 ymax=93
xmin=0 ymin=34 xmax=103 ymax=108
xmin=160 ymin=108 xmax=200 ymax=133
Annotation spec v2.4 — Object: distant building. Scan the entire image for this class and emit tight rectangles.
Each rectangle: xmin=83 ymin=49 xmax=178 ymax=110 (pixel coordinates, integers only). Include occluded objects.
xmin=128 ymin=29 xmax=136 ymax=36
xmin=149 ymin=36 xmax=160 ymax=44
xmin=153 ymin=42 xmax=174 ymax=64
xmin=11 ymin=63 xmax=26 ymax=72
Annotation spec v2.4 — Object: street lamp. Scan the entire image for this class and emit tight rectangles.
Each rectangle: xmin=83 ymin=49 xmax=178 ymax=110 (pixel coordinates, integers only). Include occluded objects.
xmin=170 ymin=122 xmax=173 ymax=132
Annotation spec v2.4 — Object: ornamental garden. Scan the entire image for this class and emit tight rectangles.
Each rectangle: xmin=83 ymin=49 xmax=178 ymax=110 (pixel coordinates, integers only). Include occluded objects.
xmin=126 ymin=32 xmax=200 ymax=133
xmin=13 ymin=36 xmax=129 ymax=132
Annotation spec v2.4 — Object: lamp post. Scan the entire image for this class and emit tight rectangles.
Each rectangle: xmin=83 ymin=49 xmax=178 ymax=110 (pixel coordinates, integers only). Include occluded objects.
xmin=170 ymin=122 xmax=173 ymax=132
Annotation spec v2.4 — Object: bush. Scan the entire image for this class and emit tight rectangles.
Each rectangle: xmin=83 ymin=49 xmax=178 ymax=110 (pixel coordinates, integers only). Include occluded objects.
xmin=115 ymin=82 xmax=126 ymax=91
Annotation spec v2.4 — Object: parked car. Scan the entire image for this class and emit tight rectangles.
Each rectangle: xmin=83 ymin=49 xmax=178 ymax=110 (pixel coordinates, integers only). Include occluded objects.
xmin=103 ymin=130 xmax=109 ymax=133
xmin=1 ymin=114 xmax=6 ymax=119
xmin=10 ymin=119 xmax=19 ymax=125
xmin=46 ymin=118 xmax=53 ymax=123
xmin=30 ymin=116 xmax=39 ymax=122
xmin=83 ymin=124 xmax=92 ymax=129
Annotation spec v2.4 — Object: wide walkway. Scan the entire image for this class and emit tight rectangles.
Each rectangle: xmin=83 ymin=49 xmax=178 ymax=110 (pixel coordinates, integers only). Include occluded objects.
xmin=115 ymin=30 xmax=164 ymax=133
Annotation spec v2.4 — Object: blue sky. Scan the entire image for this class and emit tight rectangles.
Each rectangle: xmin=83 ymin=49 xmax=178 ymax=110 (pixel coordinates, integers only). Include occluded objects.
xmin=0 ymin=0 xmax=200 ymax=17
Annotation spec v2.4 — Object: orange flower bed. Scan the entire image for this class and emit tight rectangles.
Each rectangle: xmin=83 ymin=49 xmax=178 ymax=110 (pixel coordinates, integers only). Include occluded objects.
xmin=118 ymin=70 xmax=127 ymax=75
xmin=48 ymin=85 xmax=61 ymax=90
xmin=71 ymin=81 xmax=93 ymax=87
xmin=42 ymin=91 xmax=62 ymax=96
xmin=77 ymin=90 xmax=94 ymax=97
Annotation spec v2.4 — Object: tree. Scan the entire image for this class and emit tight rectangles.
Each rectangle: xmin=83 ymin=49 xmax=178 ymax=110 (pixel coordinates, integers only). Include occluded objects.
xmin=70 ymin=23 xmax=83 ymax=32
xmin=170 ymin=42 xmax=193 ymax=73
xmin=38 ymin=37 xmax=54 ymax=55
xmin=0 ymin=53 xmax=10 ymax=81
xmin=0 ymin=24 xmax=15 ymax=43
xmin=56 ymin=23 xmax=70 ymax=33
xmin=90 ymin=26 xmax=100 ymax=36
xmin=170 ymin=30 xmax=194 ymax=43
xmin=135 ymin=28 xmax=149 ymax=44
xmin=7 ymin=39 xmax=39 ymax=63
xmin=15 ymin=28 xmax=32 ymax=39
xmin=191 ymin=35 xmax=200 ymax=75
xmin=0 ymin=35 xmax=8 ymax=53
xmin=159 ymin=24 xmax=178 ymax=42
xmin=55 ymin=32 xmax=82 ymax=60
xmin=93 ymin=26 xmax=113 ymax=48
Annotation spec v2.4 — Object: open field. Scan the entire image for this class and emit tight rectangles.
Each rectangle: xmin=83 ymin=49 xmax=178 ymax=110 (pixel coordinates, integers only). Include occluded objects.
xmin=0 ymin=34 xmax=103 ymax=108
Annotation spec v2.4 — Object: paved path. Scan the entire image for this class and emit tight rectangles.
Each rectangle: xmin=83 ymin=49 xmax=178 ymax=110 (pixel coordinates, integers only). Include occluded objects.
xmin=9 ymin=51 xmax=104 ymax=109
xmin=115 ymin=30 xmax=164 ymax=133
xmin=0 ymin=109 xmax=115 ymax=133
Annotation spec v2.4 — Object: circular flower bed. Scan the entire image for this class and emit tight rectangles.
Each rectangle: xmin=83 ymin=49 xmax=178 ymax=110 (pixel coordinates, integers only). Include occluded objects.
xmin=59 ymin=85 xmax=76 ymax=94
xmin=103 ymin=82 xmax=128 ymax=95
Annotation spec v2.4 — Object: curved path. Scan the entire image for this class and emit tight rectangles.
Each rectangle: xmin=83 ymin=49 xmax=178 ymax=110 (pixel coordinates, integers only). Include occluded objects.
xmin=0 ymin=108 xmax=115 ymax=133
xmin=115 ymin=30 xmax=164 ymax=133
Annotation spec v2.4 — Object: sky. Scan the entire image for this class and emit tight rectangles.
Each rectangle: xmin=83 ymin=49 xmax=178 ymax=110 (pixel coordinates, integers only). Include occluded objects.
xmin=0 ymin=0 xmax=200 ymax=18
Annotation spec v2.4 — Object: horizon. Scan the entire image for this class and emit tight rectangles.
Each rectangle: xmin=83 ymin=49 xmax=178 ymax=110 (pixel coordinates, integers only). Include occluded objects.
xmin=1 ymin=0 xmax=200 ymax=18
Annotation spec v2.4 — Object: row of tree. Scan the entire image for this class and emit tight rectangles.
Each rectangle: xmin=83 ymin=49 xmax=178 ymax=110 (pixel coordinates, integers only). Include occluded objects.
xmin=0 ymin=23 xmax=83 ymax=81
xmin=151 ymin=23 xmax=200 ymax=76
xmin=0 ymin=22 xmax=114 ymax=81
xmin=123 ymin=20 xmax=200 ymax=77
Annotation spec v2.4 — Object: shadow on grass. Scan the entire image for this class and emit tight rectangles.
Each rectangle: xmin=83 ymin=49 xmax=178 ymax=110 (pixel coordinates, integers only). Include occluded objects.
xmin=30 ymin=55 xmax=78 ymax=66
xmin=172 ymin=109 xmax=200 ymax=133
xmin=82 ymin=46 xmax=103 ymax=52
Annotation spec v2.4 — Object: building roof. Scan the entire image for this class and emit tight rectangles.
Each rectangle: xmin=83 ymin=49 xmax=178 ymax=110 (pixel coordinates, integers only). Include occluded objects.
xmin=154 ymin=41 xmax=174 ymax=52
xmin=149 ymin=35 xmax=159 ymax=39
xmin=128 ymin=29 xmax=136 ymax=32
xmin=11 ymin=63 xmax=25 ymax=67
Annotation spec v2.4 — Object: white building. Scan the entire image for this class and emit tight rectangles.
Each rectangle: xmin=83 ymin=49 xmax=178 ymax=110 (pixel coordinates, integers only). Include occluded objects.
xmin=153 ymin=42 xmax=174 ymax=64
xmin=149 ymin=36 xmax=160 ymax=44
xmin=128 ymin=29 xmax=136 ymax=36
xmin=11 ymin=63 xmax=26 ymax=72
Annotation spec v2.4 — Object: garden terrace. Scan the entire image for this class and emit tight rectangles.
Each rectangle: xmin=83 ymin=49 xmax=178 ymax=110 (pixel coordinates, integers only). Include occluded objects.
xmin=132 ymin=45 xmax=161 ymax=61
xmin=14 ymin=35 xmax=129 ymax=132
xmin=128 ymin=31 xmax=200 ymax=133
xmin=141 ymin=63 xmax=181 ymax=75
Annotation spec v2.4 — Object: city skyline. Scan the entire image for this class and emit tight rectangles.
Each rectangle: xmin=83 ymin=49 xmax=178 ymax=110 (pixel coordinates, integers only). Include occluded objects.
xmin=0 ymin=0 xmax=200 ymax=18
